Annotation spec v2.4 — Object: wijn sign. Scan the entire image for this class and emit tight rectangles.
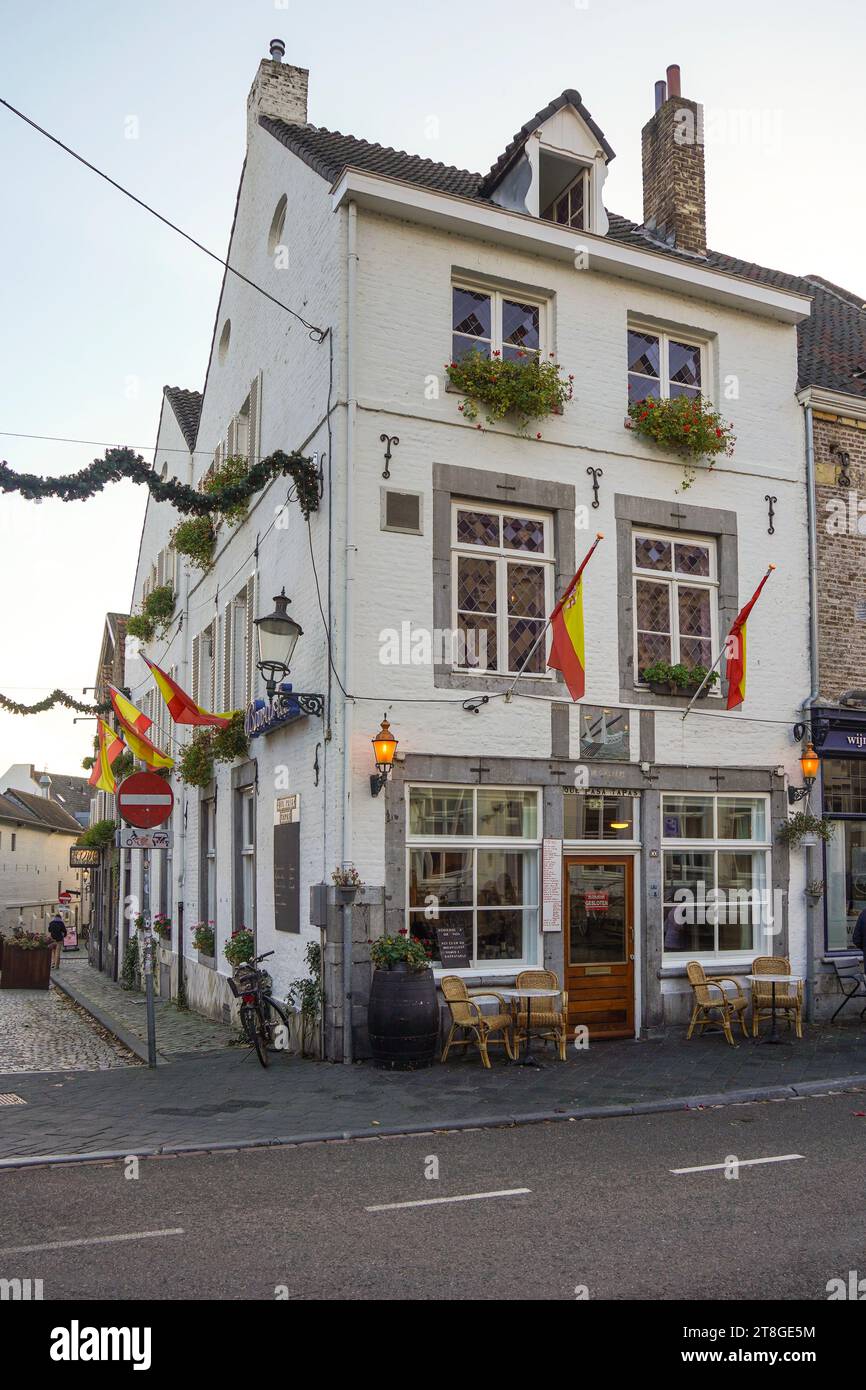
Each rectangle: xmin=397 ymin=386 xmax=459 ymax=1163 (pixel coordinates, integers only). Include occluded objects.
xmin=244 ymin=686 xmax=324 ymax=740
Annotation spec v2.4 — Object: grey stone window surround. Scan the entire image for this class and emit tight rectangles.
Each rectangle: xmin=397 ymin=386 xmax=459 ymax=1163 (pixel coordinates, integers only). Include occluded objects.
xmin=615 ymin=493 xmax=738 ymax=708
xmin=432 ymin=462 xmax=576 ymax=696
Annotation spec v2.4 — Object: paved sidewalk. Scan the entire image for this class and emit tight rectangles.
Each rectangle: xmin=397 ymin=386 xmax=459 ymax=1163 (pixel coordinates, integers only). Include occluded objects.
xmin=51 ymin=956 xmax=235 ymax=1060
xmin=0 ymin=973 xmax=134 ymax=1074
xmin=2 ymin=1016 xmax=866 ymax=1163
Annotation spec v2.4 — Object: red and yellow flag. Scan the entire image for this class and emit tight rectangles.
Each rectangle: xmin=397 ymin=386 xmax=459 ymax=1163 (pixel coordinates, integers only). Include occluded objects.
xmin=143 ymin=656 xmax=233 ymax=727
xmin=547 ymin=534 xmax=603 ymax=701
xmin=725 ymin=566 xmax=775 ymax=710
xmin=107 ymin=687 xmax=174 ymax=769
xmin=89 ymin=719 xmax=123 ymax=794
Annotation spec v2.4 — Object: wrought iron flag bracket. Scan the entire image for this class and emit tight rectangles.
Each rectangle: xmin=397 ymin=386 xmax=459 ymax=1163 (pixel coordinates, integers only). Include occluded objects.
xmin=765 ymin=494 xmax=776 ymax=535
xmin=587 ymin=466 xmax=603 ymax=509
xmin=295 ymin=693 xmax=325 ymax=719
xmin=380 ymin=434 xmax=400 ymax=480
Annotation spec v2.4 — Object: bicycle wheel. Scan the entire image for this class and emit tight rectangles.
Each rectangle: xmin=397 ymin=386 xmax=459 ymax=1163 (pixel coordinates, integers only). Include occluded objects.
xmin=240 ymin=1004 xmax=269 ymax=1068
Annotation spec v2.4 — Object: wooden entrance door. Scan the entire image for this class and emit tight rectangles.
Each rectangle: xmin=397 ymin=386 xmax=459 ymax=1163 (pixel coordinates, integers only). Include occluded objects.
xmin=564 ymin=856 xmax=635 ymax=1039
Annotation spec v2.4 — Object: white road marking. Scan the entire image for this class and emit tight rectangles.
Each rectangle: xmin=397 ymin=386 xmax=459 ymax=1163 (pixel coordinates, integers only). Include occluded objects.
xmin=118 ymin=794 xmax=173 ymax=804
xmin=0 ymin=1227 xmax=185 ymax=1255
xmin=366 ymin=1188 xmax=530 ymax=1212
xmin=670 ymin=1154 xmax=804 ymax=1175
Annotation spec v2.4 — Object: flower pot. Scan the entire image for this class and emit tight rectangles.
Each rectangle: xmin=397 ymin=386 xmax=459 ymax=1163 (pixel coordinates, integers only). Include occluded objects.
xmin=335 ymin=885 xmax=360 ymax=905
xmin=367 ymin=964 xmax=439 ymax=1070
xmin=0 ymin=942 xmax=53 ymax=990
xmin=800 ymin=832 xmax=818 ymax=849
xmin=648 ymin=680 xmax=679 ymax=697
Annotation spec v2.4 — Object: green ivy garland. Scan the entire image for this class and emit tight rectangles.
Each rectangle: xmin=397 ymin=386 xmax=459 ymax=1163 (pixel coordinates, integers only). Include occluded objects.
xmin=0 ymin=689 xmax=109 ymax=716
xmin=0 ymin=446 xmax=321 ymax=519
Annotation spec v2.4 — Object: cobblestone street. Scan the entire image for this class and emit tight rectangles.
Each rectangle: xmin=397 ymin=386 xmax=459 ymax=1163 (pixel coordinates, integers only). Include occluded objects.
xmin=0 ymin=960 xmax=136 ymax=1075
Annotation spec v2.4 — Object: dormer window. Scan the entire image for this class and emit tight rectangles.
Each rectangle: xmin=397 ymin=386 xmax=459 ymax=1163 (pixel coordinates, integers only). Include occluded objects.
xmin=539 ymin=154 xmax=591 ymax=230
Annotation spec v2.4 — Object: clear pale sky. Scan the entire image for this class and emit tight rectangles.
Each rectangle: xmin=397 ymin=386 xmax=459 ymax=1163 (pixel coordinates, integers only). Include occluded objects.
xmin=1 ymin=0 xmax=864 ymax=776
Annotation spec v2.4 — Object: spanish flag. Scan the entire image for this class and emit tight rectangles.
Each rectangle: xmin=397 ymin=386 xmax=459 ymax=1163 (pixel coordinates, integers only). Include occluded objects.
xmin=143 ymin=656 xmax=233 ymax=727
xmin=724 ymin=566 xmax=775 ymax=710
xmin=107 ymin=687 xmax=174 ymax=769
xmin=547 ymin=534 xmax=603 ymax=701
xmin=89 ymin=719 xmax=123 ymax=794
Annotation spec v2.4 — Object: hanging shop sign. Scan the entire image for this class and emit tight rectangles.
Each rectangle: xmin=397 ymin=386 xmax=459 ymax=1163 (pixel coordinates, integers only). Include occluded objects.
xmin=542 ymin=838 xmax=563 ymax=932
xmin=69 ymin=846 xmax=100 ymax=867
xmin=245 ymin=687 xmax=324 ymax=740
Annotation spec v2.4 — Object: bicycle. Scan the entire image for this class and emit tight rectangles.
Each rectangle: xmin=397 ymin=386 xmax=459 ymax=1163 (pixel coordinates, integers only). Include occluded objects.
xmin=227 ymin=950 xmax=291 ymax=1068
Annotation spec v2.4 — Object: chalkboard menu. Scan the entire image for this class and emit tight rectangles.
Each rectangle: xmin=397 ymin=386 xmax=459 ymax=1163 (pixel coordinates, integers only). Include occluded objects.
xmin=274 ymin=821 xmax=300 ymax=933
xmin=436 ymin=923 xmax=471 ymax=969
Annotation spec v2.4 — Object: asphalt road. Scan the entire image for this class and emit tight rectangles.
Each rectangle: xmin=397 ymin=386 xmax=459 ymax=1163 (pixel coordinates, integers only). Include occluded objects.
xmin=1 ymin=1090 xmax=864 ymax=1301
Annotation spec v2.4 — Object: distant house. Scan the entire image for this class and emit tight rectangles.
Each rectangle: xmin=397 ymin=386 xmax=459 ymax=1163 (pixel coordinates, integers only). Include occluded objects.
xmin=1 ymin=764 xmax=92 ymax=829
xmin=0 ymin=787 xmax=86 ymax=937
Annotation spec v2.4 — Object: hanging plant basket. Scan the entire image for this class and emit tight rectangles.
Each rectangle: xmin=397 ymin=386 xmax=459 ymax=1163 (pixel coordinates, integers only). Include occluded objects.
xmin=627 ymin=394 xmax=735 ymax=491
xmin=776 ymin=812 xmax=835 ymax=850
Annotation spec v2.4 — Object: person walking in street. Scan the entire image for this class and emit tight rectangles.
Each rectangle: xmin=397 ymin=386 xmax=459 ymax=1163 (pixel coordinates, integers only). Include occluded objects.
xmin=47 ymin=911 xmax=67 ymax=968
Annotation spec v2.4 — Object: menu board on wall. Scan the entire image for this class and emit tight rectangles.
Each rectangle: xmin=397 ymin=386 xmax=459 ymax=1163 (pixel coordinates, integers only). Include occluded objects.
xmin=274 ymin=794 xmax=301 ymax=934
xmin=542 ymin=838 xmax=563 ymax=932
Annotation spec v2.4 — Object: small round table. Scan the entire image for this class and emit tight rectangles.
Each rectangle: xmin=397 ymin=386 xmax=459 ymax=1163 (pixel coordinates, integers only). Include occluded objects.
xmin=495 ymin=987 xmax=562 ymax=1068
xmin=747 ymin=973 xmax=802 ymax=1045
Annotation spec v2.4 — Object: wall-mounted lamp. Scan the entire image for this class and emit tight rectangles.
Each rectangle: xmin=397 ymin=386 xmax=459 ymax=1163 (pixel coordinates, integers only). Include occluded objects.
xmin=254 ymin=588 xmax=303 ymax=696
xmin=788 ymin=742 xmax=819 ymax=804
xmin=370 ymin=715 xmax=398 ymax=797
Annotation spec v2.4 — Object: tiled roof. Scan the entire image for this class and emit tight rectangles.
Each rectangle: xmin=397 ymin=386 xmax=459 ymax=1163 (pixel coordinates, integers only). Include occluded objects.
xmin=36 ymin=772 xmax=91 ymax=819
xmin=478 ymin=90 xmax=615 ymax=196
xmin=262 ymin=118 xmax=866 ymax=401
xmin=164 ymin=386 xmax=203 ymax=451
xmin=0 ymin=789 xmax=82 ymax=833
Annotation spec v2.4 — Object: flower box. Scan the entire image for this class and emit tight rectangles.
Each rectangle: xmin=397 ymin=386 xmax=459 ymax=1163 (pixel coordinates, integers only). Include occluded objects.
xmin=0 ymin=941 xmax=53 ymax=990
xmin=197 ymin=952 xmax=216 ymax=970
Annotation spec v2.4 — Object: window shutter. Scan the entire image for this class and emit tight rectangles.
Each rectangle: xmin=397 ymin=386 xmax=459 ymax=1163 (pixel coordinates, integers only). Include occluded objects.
xmin=245 ymin=574 xmax=257 ymax=704
xmin=227 ymin=417 xmax=238 ymax=457
xmin=223 ymin=602 xmax=232 ymax=710
xmin=248 ymin=374 xmax=261 ymax=464
xmin=209 ymin=620 xmax=217 ymax=704
xmin=157 ymin=549 xmax=165 ymax=587
xmin=191 ymin=635 xmax=200 ymax=704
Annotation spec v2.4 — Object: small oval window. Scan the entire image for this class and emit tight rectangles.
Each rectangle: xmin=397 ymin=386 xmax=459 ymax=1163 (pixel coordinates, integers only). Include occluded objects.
xmin=268 ymin=194 xmax=287 ymax=257
xmin=218 ymin=318 xmax=231 ymax=363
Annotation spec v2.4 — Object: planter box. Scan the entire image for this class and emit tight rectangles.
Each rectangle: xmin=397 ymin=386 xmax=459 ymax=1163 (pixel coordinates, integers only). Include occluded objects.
xmin=0 ymin=943 xmax=53 ymax=990
xmin=646 ymin=680 xmax=714 ymax=700
xmin=197 ymin=952 xmax=216 ymax=969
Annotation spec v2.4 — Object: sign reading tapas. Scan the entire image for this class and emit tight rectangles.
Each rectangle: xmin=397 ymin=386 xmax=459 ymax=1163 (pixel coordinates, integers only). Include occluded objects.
xmin=116 ymin=827 xmax=173 ymax=850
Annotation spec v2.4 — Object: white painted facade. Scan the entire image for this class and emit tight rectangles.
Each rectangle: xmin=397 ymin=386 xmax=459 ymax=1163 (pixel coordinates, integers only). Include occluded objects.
xmin=118 ymin=54 xmax=813 ymax=1045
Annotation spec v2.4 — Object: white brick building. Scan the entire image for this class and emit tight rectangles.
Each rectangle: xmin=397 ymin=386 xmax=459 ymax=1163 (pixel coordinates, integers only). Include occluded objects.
xmin=117 ymin=49 xmax=823 ymax=1053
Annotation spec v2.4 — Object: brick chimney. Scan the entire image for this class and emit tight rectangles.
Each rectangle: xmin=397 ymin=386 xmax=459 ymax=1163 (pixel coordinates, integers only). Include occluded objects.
xmin=641 ymin=64 xmax=706 ymax=256
xmin=247 ymin=39 xmax=309 ymax=142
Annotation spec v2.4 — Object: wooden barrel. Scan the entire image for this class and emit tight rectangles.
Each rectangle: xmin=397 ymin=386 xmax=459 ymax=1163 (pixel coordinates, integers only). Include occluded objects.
xmin=367 ymin=965 xmax=439 ymax=1069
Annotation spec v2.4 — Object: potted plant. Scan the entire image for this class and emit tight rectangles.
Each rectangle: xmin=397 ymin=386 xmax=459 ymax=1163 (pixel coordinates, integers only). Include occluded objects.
xmin=777 ymin=812 xmax=835 ymax=850
xmin=288 ymin=942 xmax=323 ymax=1057
xmin=367 ymin=929 xmax=438 ymax=1070
xmin=446 ymin=349 xmax=573 ymax=436
xmin=805 ymin=879 xmax=825 ymax=902
xmin=641 ymin=660 xmax=719 ymax=698
xmin=332 ymin=864 xmax=363 ymax=905
xmin=152 ymin=913 xmax=171 ymax=941
xmin=224 ymin=927 xmax=255 ymax=969
xmin=191 ymin=921 xmax=215 ymax=966
xmin=626 ymin=393 xmax=736 ymax=491
xmin=0 ymin=928 xmax=53 ymax=990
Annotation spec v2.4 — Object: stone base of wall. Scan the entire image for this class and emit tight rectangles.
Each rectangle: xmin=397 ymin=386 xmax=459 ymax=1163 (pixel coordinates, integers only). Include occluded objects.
xmin=183 ymin=956 xmax=232 ymax=1025
xmin=324 ymin=886 xmax=384 ymax=1061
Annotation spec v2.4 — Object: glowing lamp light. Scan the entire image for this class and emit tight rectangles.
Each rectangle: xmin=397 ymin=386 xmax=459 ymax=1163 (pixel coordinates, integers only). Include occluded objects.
xmin=370 ymin=715 xmax=398 ymax=797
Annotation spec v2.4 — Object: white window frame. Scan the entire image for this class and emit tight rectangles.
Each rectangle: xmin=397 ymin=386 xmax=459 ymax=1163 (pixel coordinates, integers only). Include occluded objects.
xmin=450 ymin=500 xmax=555 ymax=676
xmin=632 ymin=527 xmax=719 ymax=685
xmin=661 ymin=792 xmax=772 ymax=962
xmin=405 ymin=783 xmax=542 ymax=974
xmin=451 ymin=281 xmax=550 ymax=361
xmin=627 ymin=320 xmax=708 ymax=403
xmin=540 ymin=165 xmax=590 ymax=230
xmin=239 ymin=787 xmax=255 ymax=933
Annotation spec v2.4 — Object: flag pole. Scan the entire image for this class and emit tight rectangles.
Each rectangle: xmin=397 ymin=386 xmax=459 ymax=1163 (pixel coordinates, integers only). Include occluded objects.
xmin=681 ymin=564 xmax=775 ymax=722
xmin=503 ymin=533 xmax=603 ymax=704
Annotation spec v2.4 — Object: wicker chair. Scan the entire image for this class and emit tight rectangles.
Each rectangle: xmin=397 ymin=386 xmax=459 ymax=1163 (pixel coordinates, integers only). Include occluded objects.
xmin=751 ymin=955 xmax=803 ymax=1038
xmin=512 ymin=969 xmax=568 ymax=1062
xmin=685 ymin=961 xmax=749 ymax=1046
xmin=440 ymin=976 xmax=516 ymax=1068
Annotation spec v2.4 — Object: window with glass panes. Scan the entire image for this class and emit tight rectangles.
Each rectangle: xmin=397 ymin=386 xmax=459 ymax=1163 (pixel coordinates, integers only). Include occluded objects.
xmin=627 ymin=326 xmax=703 ymax=403
xmin=541 ymin=169 xmax=588 ymax=229
xmin=633 ymin=530 xmax=717 ymax=678
xmin=452 ymin=284 xmax=545 ymax=362
xmin=452 ymin=502 xmax=554 ymax=675
xmin=822 ymin=757 xmax=866 ymax=951
xmin=661 ymin=794 xmax=770 ymax=957
xmin=563 ymin=793 xmax=637 ymax=841
xmin=407 ymin=786 xmax=540 ymax=967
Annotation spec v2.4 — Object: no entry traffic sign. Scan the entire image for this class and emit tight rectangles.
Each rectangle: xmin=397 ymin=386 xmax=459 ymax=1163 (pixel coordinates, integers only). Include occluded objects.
xmin=117 ymin=771 xmax=175 ymax=829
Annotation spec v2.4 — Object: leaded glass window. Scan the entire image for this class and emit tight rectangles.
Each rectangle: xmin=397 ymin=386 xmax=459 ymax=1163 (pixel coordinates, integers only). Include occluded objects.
xmin=452 ymin=502 xmax=554 ymax=675
xmin=628 ymin=326 xmax=703 ymax=404
xmin=633 ymin=530 xmax=717 ymax=680
xmin=452 ymin=284 xmax=547 ymax=363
